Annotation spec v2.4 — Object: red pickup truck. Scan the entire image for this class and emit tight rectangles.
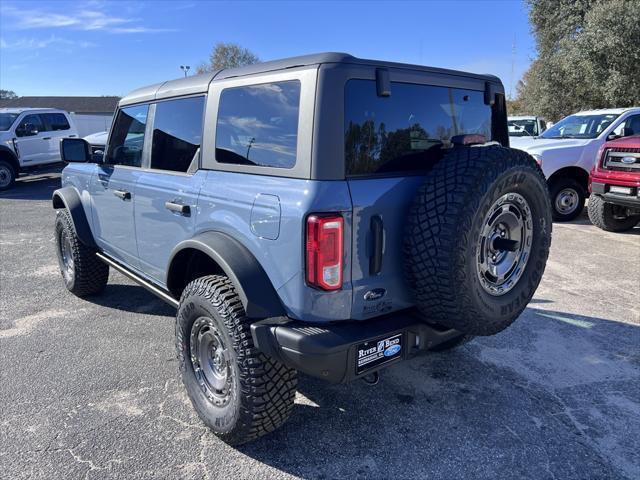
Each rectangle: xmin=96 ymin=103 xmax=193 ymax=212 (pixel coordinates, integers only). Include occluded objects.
xmin=588 ymin=135 xmax=640 ymax=232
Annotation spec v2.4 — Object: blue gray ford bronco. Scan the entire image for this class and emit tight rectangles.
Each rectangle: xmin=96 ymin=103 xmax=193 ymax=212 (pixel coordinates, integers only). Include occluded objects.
xmin=53 ymin=53 xmax=552 ymax=445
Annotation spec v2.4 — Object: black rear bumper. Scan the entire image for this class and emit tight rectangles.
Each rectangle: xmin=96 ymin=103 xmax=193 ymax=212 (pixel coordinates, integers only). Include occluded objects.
xmin=251 ymin=311 xmax=462 ymax=383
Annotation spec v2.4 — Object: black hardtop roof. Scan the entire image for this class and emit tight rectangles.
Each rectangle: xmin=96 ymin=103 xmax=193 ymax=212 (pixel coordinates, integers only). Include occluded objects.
xmin=120 ymin=52 xmax=502 ymax=106
xmin=218 ymin=52 xmax=501 ymax=82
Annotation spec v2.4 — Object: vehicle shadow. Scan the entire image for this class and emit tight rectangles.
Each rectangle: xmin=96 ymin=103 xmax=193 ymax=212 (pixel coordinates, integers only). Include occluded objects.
xmin=558 ymin=208 xmax=640 ymax=234
xmin=87 ymin=283 xmax=175 ymax=317
xmin=0 ymin=168 xmax=62 ymax=201
xmin=236 ymin=307 xmax=639 ymax=479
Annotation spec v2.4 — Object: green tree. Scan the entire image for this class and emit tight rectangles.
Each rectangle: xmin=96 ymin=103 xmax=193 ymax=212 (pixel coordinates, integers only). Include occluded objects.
xmin=196 ymin=42 xmax=260 ymax=74
xmin=518 ymin=0 xmax=640 ymax=121
xmin=0 ymin=89 xmax=17 ymax=99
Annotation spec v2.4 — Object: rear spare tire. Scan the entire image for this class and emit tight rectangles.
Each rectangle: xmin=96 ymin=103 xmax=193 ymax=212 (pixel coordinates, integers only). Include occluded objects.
xmin=405 ymin=146 xmax=552 ymax=336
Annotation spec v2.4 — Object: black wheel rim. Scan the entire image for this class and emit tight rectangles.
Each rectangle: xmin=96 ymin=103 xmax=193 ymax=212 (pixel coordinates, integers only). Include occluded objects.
xmin=476 ymin=193 xmax=533 ymax=296
xmin=59 ymin=229 xmax=74 ymax=282
xmin=190 ymin=317 xmax=234 ymax=407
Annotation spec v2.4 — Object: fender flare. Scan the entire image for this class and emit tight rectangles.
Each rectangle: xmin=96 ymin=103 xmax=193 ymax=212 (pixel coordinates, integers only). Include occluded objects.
xmin=0 ymin=145 xmax=19 ymax=171
xmin=167 ymin=231 xmax=285 ymax=319
xmin=51 ymin=186 xmax=97 ymax=249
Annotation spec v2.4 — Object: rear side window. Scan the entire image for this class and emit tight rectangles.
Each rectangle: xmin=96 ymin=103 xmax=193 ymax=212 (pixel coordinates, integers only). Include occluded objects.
xmin=150 ymin=96 xmax=205 ymax=173
xmin=105 ymin=105 xmax=148 ymax=167
xmin=345 ymin=80 xmax=492 ymax=176
xmin=215 ymin=80 xmax=300 ymax=169
xmin=42 ymin=113 xmax=70 ymax=131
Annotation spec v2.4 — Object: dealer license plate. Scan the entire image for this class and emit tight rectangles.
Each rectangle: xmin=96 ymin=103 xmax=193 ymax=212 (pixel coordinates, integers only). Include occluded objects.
xmin=610 ymin=186 xmax=632 ymax=195
xmin=356 ymin=333 xmax=403 ymax=374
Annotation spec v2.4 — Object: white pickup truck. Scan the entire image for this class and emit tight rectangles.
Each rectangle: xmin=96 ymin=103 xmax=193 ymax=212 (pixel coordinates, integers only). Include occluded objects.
xmin=508 ymin=116 xmax=548 ymax=140
xmin=510 ymin=107 xmax=640 ymax=221
xmin=0 ymin=108 xmax=79 ymax=190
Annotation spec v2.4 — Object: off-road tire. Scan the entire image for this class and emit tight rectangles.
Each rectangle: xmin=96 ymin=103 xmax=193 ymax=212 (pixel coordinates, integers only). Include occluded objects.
xmin=549 ymin=177 xmax=585 ymax=222
xmin=588 ymin=195 xmax=640 ymax=232
xmin=405 ymin=146 xmax=552 ymax=336
xmin=55 ymin=209 xmax=109 ymax=296
xmin=429 ymin=334 xmax=475 ymax=352
xmin=176 ymin=275 xmax=298 ymax=445
xmin=0 ymin=159 xmax=16 ymax=191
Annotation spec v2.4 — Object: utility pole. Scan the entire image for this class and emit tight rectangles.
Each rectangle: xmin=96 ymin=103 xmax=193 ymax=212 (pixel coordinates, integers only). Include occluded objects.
xmin=180 ymin=65 xmax=191 ymax=77
xmin=509 ymin=35 xmax=516 ymax=100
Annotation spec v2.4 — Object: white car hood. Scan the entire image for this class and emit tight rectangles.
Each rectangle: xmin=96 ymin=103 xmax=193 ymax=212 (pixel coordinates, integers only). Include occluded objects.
xmin=511 ymin=137 xmax=592 ymax=154
xmin=84 ymin=131 xmax=108 ymax=146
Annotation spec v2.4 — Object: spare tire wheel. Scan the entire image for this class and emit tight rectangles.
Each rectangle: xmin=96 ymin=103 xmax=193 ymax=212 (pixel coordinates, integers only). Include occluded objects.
xmin=405 ymin=145 xmax=552 ymax=336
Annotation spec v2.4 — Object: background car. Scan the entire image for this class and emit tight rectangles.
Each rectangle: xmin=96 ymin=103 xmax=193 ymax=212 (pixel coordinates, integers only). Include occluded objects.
xmin=508 ymin=115 xmax=547 ymax=146
xmin=511 ymin=107 xmax=640 ymax=221
xmin=588 ymin=135 xmax=640 ymax=231
xmin=0 ymin=108 xmax=79 ymax=190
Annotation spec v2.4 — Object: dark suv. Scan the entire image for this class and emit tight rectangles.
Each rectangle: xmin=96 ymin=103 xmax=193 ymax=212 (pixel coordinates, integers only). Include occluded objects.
xmin=54 ymin=53 xmax=552 ymax=445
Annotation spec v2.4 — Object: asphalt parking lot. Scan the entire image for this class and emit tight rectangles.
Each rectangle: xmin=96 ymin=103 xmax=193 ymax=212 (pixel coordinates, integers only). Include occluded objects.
xmin=1 ymin=169 xmax=639 ymax=480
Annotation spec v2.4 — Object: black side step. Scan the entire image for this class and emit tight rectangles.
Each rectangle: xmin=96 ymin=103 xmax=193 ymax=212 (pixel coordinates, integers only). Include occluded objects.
xmin=95 ymin=252 xmax=179 ymax=308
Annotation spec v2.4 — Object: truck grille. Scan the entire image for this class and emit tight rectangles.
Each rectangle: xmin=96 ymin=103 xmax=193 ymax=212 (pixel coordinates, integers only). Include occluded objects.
xmin=603 ymin=148 xmax=640 ymax=172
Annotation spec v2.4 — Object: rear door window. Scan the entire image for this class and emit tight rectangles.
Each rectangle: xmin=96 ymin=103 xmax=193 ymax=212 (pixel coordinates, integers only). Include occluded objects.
xmin=150 ymin=96 xmax=205 ymax=173
xmin=215 ymin=80 xmax=300 ymax=169
xmin=42 ymin=113 xmax=71 ymax=131
xmin=345 ymin=80 xmax=492 ymax=176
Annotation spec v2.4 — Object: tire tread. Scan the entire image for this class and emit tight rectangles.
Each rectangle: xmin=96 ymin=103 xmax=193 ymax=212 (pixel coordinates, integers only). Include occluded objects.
xmin=177 ymin=275 xmax=297 ymax=445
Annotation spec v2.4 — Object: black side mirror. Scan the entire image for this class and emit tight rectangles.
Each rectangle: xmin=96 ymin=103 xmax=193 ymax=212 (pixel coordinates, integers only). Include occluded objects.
xmin=607 ymin=133 xmax=621 ymax=141
xmin=60 ymin=138 xmax=90 ymax=163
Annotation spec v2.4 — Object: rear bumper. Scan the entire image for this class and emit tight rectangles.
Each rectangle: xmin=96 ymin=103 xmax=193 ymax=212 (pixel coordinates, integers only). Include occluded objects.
xmin=591 ymin=181 xmax=640 ymax=209
xmin=251 ymin=311 xmax=461 ymax=383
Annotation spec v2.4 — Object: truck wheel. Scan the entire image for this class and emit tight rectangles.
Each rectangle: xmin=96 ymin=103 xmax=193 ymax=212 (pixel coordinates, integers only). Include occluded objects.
xmin=55 ymin=209 xmax=109 ymax=296
xmin=405 ymin=146 xmax=552 ymax=336
xmin=588 ymin=195 xmax=640 ymax=232
xmin=549 ymin=178 xmax=585 ymax=221
xmin=176 ymin=275 xmax=297 ymax=445
xmin=0 ymin=160 xmax=16 ymax=191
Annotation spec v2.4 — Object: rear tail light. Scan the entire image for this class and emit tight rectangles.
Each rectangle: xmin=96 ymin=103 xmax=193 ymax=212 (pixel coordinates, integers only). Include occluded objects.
xmin=306 ymin=214 xmax=344 ymax=290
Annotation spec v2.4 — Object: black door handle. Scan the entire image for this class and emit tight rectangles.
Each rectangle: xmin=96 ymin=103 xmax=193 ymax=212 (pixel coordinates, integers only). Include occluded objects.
xmin=165 ymin=201 xmax=190 ymax=216
xmin=113 ymin=189 xmax=131 ymax=200
xmin=42 ymin=137 xmax=52 ymax=140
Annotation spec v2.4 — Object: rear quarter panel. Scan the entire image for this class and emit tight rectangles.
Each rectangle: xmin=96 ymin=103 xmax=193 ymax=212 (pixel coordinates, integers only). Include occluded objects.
xmin=196 ymin=171 xmax=353 ymax=322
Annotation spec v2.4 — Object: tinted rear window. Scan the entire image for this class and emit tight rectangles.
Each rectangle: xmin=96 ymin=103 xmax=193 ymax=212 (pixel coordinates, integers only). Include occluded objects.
xmin=151 ymin=96 xmax=204 ymax=173
xmin=42 ymin=113 xmax=70 ymax=131
xmin=215 ymin=80 xmax=300 ymax=169
xmin=345 ymin=80 xmax=492 ymax=176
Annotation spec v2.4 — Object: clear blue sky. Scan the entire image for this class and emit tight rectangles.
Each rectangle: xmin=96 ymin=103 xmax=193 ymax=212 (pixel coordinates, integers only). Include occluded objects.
xmin=0 ymin=0 xmax=535 ymax=98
